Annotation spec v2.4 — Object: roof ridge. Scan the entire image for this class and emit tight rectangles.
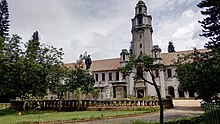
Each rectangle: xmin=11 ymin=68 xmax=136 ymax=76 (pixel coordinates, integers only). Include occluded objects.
xmin=161 ymin=48 xmax=207 ymax=54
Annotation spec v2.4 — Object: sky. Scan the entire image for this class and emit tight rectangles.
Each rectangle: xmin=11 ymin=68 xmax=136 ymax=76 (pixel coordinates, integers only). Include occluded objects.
xmin=7 ymin=0 xmax=206 ymax=63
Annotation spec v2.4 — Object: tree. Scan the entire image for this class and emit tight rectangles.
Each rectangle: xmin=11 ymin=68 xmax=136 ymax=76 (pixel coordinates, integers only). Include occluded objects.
xmin=0 ymin=0 xmax=9 ymax=38
xmin=198 ymin=0 xmax=220 ymax=49
xmin=25 ymin=31 xmax=40 ymax=61
xmin=66 ymin=66 xmax=95 ymax=96
xmin=168 ymin=41 xmax=175 ymax=52
xmin=119 ymin=55 xmax=164 ymax=124
xmin=0 ymin=32 xmax=65 ymax=101
xmin=176 ymin=48 xmax=220 ymax=102
xmin=0 ymin=34 xmax=23 ymax=101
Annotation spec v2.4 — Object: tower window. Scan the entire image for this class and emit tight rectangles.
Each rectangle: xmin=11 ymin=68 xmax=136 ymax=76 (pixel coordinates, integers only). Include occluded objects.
xmin=139 ymin=7 xmax=142 ymax=13
xmin=138 ymin=15 xmax=143 ymax=25
xmin=154 ymin=51 xmax=158 ymax=58
xmin=122 ymin=55 xmax=125 ymax=61
xmin=140 ymin=51 xmax=143 ymax=55
xmin=140 ymin=44 xmax=142 ymax=48
xmin=140 ymin=35 xmax=142 ymax=39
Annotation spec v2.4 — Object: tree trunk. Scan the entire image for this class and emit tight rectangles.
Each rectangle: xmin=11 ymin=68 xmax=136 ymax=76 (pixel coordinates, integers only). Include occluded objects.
xmin=152 ymin=76 xmax=164 ymax=124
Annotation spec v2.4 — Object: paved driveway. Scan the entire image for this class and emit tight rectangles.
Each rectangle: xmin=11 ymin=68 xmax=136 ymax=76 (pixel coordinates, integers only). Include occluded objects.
xmin=71 ymin=100 xmax=204 ymax=124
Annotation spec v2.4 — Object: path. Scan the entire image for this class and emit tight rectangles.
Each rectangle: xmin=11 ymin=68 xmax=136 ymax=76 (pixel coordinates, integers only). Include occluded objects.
xmin=70 ymin=100 xmax=204 ymax=124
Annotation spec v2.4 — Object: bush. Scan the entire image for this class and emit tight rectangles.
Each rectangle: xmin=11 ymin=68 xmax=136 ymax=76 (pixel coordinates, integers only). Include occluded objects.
xmin=130 ymin=115 xmax=204 ymax=124
xmin=135 ymin=107 xmax=159 ymax=112
xmin=164 ymin=115 xmax=204 ymax=124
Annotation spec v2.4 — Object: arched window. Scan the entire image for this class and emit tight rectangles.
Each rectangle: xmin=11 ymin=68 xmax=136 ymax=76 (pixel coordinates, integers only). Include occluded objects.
xmin=154 ymin=51 xmax=158 ymax=58
xmin=138 ymin=15 xmax=143 ymax=25
xmin=137 ymin=66 xmax=143 ymax=79
xmin=122 ymin=54 xmax=125 ymax=61
xmin=139 ymin=7 xmax=142 ymax=13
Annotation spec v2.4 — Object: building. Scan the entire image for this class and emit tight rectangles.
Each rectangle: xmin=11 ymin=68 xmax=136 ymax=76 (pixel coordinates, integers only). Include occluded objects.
xmin=64 ymin=0 xmax=206 ymax=100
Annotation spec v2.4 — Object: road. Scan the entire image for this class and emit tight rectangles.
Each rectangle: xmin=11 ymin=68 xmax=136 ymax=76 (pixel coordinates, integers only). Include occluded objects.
xmin=69 ymin=100 xmax=204 ymax=124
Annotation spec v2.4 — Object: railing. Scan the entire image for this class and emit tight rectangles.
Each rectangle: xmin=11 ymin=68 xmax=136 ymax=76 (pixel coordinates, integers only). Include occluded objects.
xmin=203 ymin=101 xmax=220 ymax=124
xmin=10 ymin=99 xmax=173 ymax=111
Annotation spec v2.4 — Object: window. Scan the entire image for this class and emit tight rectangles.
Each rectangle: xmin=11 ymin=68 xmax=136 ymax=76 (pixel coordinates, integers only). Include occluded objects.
xmin=140 ymin=35 xmax=142 ymax=39
xmin=167 ymin=69 xmax=172 ymax=77
xmin=139 ymin=7 xmax=142 ymax=13
xmin=137 ymin=67 xmax=143 ymax=79
xmin=116 ymin=72 xmax=119 ymax=81
xmin=140 ymin=51 xmax=143 ymax=55
xmin=95 ymin=74 xmax=98 ymax=81
xmin=140 ymin=44 xmax=142 ymax=48
xmin=109 ymin=73 xmax=112 ymax=81
xmin=122 ymin=55 xmax=125 ymax=61
xmin=102 ymin=73 xmax=105 ymax=81
xmin=155 ymin=70 xmax=159 ymax=77
xmin=138 ymin=15 xmax=143 ymax=25
xmin=154 ymin=51 xmax=158 ymax=58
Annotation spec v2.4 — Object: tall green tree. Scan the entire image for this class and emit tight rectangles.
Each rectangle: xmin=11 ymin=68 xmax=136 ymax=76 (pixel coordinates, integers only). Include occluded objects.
xmin=198 ymin=0 xmax=220 ymax=49
xmin=119 ymin=55 xmax=164 ymax=124
xmin=176 ymin=49 xmax=220 ymax=102
xmin=0 ymin=0 xmax=9 ymax=38
xmin=25 ymin=31 xmax=40 ymax=61
xmin=0 ymin=34 xmax=23 ymax=101
xmin=22 ymin=31 xmax=64 ymax=97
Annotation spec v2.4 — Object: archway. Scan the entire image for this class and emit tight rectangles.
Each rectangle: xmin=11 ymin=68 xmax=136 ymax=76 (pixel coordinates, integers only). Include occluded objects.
xmin=168 ymin=86 xmax=175 ymax=98
xmin=137 ymin=90 xmax=144 ymax=98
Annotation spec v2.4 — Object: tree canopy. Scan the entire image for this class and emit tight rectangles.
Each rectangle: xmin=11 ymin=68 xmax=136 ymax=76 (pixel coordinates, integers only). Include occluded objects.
xmin=0 ymin=32 xmax=64 ymax=101
xmin=176 ymin=49 xmax=220 ymax=101
xmin=168 ymin=41 xmax=175 ymax=53
xmin=198 ymin=0 xmax=220 ymax=49
xmin=0 ymin=31 xmax=95 ymax=101
xmin=0 ymin=0 xmax=9 ymax=38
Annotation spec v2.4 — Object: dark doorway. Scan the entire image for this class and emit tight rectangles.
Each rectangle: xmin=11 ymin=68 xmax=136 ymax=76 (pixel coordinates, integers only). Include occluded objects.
xmin=168 ymin=86 xmax=175 ymax=98
xmin=178 ymin=90 xmax=185 ymax=97
xmin=189 ymin=91 xmax=195 ymax=98
xmin=137 ymin=90 xmax=144 ymax=98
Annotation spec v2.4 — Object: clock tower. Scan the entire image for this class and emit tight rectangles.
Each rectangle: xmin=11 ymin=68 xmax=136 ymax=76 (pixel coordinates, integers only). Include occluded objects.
xmin=130 ymin=0 xmax=153 ymax=56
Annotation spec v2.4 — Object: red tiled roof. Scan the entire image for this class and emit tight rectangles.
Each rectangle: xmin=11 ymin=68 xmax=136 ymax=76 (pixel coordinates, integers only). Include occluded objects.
xmin=90 ymin=58 xmax=120 ymax=72
xmin=63 ymin=58 xmax=120 ymax=72
xmin=63 ymin=49 xmax=209 ymax=71
xmin=161 ymin=49 xmax=209 ymax=66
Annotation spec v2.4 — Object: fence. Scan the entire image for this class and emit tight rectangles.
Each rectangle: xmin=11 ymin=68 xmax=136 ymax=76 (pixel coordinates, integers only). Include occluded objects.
xmin=204 ymin=101 xmax=220 ymax=124
xmin=10 ymin=99 xmax=173 ymax=111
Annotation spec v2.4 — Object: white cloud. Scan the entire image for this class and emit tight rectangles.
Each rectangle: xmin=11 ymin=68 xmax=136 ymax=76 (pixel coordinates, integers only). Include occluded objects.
xmin=7 ymin=0 xmax=207 ymax=63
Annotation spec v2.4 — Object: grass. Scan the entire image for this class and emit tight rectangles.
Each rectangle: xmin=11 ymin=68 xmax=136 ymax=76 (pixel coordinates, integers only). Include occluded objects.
xmin=0 ymin=109 xmax=153 ymax=124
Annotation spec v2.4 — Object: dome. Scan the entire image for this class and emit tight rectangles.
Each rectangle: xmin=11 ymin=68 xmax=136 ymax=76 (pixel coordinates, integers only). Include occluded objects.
xmin=137 ymin=0 xmax=145 ymax=5
xmin=151 ymin=45 xmax=162 ymax=52
xmin=120 ymin=49 xmax=129 ymax=55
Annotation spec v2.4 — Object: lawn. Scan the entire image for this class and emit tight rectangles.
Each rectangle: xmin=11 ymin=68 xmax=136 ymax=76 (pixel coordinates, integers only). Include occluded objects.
xmin=0 ymin=109 xmax=156 ymax=124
